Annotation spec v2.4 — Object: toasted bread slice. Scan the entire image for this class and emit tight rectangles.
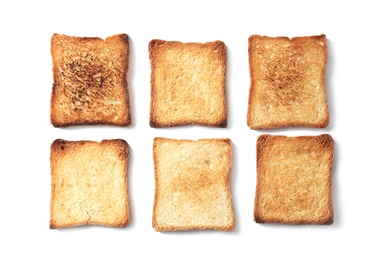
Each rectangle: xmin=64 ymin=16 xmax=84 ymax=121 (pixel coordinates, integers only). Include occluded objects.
xmin=247 ymin=35 xmax=329 ymax=129
xmin=254 ymin=134 xmax=334 ymax=224
xmin=149 ymin=40 xmax=227 ymax=127
xmin=50 ymin=34 xmax=131 ymax=127
xmin=50 ymin=139 xmax=129 ymax=228
xmin=152 ymin=138 xmax=234 ymax=231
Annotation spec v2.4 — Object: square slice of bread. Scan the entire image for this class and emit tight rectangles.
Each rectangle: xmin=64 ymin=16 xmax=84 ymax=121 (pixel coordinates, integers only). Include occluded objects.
xmin=50 ymin=139 xmax=129 ymax=228
xmin=247 ymin=34 xmax=329 ymax=129
xmin=149 ymin=40 xmax=227 ymax=127
xmin=152 ymin=138 xmax=234 ymax=231
xmin=50 ymin=34 xmax=131 ymax=127
xmin=254 ymin=134 xmax=334 ymax=224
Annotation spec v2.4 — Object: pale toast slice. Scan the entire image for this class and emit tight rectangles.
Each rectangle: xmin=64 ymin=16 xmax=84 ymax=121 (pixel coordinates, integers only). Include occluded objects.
xmin=254 ymin=134 xmax=334 ymax=224
xmin=152 ymin=138 xmax=234 ymax=231
xmin=149 ymin=40 xmax=227 ymax=127
xmin=247 ymin=35 xmax=329 ymax=129
xmin=50 ymin=34 xmax=131 ymax=127
xmin=50 ymin=139 xmax=129 ymax=228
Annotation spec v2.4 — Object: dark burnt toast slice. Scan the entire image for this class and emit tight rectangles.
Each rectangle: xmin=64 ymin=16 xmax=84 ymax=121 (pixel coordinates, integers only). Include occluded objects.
xmin=50 ymin=34 xmax=130 ymax=127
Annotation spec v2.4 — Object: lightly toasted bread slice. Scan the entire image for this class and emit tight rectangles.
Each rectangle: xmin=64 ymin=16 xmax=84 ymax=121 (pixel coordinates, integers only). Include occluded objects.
xmin=254 ymin=134 xmax=334 ymax=225
xmin=152 ymin=138 xmax=234 ymax=231
xmin=50 ymin=33 xmax=131 ymax=127
xmin=247 ymin=34 xmax=329 ymax=129
xmin=50 ymin=139 xmax=129 ymax=228
xmin=149 ymin=39 xmax=227 ymax=127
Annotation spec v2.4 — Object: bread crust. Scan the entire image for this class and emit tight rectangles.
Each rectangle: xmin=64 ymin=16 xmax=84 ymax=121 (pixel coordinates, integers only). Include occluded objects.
xmin=254 ymin=134 xmax=334 ymax=225
xmin=149 ymin=40 xmax=227 ymax=128
xmin=50 ymin=139 xmax=129 ymax=228
xmin=50 ymin=34 xmax=131 ymax=127
xmin=152 ymin=138 xmax=234 ymax=231
xmin=247 ymin=34 xmax=329 ymax=129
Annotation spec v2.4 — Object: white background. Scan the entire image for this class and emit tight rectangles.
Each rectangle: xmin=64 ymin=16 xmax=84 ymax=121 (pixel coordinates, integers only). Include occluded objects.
xmin=0 ymin=0 xmax=384 ymax=259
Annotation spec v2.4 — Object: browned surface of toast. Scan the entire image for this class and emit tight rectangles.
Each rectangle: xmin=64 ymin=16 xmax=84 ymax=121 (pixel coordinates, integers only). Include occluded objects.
xmin=50 ymin=34 xmax=131 ymax=127
xmin=50 ymin=139 xmax=129 ymax=228
xmin=247 ymin=35 xmax=329 ymax=129
xmin=152 ymin=138 xmax=234 ymax=231
xmin=254 ymin=134 xmax=334 ymax=224
xmin=149 ymin=40 xmax=227 ymax=127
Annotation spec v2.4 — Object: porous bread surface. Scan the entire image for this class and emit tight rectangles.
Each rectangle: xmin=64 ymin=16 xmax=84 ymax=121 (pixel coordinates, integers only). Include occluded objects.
xmin=149 ymin=40 xmax=227 ymax=127
xmin=254 ymin=134 xmax=334 ymax=224
xmin=50 ymin=34 xmax=130 ymax=127
xmin=247 ymin=35 xmax=328 ymax=129
xmin=153 ymin=138 xmax=234 ymax=231
xmin=50 ymin=139 xmax=129 ymax=228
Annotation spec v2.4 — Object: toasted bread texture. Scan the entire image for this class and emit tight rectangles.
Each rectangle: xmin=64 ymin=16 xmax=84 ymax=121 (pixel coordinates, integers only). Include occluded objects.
xmin=50 ymin=139 xmax=129 ymax=228
xmin=247 ymin=34 xmax=329 ymax=129
xmin=149 ymin=40 xmax=227 ymax=127
xmin=152 ymin=138 xmax=234 ymax=231
xmin=254 ymin=134 xmax=334 ymax=224
xmin=50 ymin=34 xmax=130 ymax=127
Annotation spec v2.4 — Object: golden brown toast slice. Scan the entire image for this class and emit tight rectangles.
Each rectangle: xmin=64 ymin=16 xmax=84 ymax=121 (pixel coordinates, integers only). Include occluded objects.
xmin=50 ymin=34 xmax=131 ymax=127
xmin=247 ymin=35 xmax=329 ymax=129
xmin=149 ymin=40 xmax=227 ymax=127
xmin=254 ymin=134 xmax=334 ymax=224
xmin=50 ymin=139 xmax=129 ymax=228
xmin=152 ymin=138 xmax=234 ymax=231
